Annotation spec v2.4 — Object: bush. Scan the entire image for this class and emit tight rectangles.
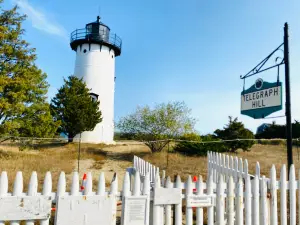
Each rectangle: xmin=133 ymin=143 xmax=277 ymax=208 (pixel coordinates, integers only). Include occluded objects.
xmin=179 ymin=132 xmax=201 ymax=141
xmin=174 ymin=142 xmax=207 ymax=156
xmin=174 ymin=134 xmax=226 ymax=156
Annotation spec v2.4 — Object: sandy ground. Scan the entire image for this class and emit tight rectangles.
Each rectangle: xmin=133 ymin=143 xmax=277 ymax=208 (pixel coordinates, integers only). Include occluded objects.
xmin=75 ymin=141 xmax=150 ymax=190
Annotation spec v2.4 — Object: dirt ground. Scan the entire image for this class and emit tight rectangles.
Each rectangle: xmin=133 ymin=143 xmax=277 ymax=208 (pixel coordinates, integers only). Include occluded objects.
xmin=76 ymin=141 xmax=150 ymax=190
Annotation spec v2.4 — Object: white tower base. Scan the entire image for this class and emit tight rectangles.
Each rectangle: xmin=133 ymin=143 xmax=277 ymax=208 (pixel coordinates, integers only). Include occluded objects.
xmin=73 ymin=43 xmax=116 ymax=144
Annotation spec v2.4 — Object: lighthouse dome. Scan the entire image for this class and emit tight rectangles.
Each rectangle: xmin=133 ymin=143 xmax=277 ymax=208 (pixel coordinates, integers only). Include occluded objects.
xmin=70 ymin=16 xmax=122 ymax=56
xmin=85 ymin=16 xmax=110 ymax=42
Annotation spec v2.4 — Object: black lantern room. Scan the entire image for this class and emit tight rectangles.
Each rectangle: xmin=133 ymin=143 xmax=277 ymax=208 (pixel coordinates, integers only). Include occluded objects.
xmin=70 ymin=16 xmax=122 ymax=56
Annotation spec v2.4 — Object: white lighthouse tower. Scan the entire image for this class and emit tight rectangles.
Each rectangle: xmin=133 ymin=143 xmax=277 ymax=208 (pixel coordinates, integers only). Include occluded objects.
xmin=70 ymin=16 xmax=122 ymax=144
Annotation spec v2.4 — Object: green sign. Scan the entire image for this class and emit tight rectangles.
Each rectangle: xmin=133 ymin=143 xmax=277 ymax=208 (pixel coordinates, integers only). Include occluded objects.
xmin=241 ymin=79 xmax=282 ymax=119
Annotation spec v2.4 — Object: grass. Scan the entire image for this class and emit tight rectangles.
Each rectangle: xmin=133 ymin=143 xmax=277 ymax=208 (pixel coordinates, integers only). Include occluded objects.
xmin=142 ymin=144 xmax=300 ymax=224
xmin=142 ymin=144 xmax=300 ymax=181
xmin=0 ymin=142 xmax=106 ymax=192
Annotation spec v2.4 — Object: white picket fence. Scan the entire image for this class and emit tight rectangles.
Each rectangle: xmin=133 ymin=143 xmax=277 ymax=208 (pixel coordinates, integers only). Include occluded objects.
xmin=2 ymin=151 xmax=300 ymax=225
xmin=132 ymin=155 xmax=165 ymax=184
xmin=208 ymin=151 xmax=261 ymax=182
xmin=134 ymin=152 xmax=300 ymax=225
xmin=207 ymin=151 xmax=300 ymax=225
xmin=0 ymin=170 xmax=151 ymax=225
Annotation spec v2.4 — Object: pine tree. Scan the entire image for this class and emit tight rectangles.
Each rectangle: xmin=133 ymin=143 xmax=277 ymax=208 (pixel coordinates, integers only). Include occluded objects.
xmin=214 ymin=116 xmax=255 ymax=152
xmin=50 ymin=76 xmax=102 ymax=142
xmin=0 ymin=2 xmax=59 ymax=137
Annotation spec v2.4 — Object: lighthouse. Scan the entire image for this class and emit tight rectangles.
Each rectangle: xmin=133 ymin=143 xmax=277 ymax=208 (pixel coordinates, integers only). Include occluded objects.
xmin=70 ymin=16 xmax=122 ymax=144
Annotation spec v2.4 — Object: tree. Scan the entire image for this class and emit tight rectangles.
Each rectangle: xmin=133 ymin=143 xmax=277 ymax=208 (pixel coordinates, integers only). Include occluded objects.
xmin=117 ymin=101 xmax=196 ymax=152
xmin=256 ymin=120 xmax=300 ymax=139
xmin=50 ymin=76 xmax=102 ymax=142
xmin=214 ymin=116 xmax=254 ymax=152
xmin=0 ymin=2 xmax=59 ymax=137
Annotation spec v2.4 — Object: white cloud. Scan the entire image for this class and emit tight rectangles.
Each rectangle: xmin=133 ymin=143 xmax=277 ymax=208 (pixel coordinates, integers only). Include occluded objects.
xmin=13 ymin=0 xmax=68 ymax=40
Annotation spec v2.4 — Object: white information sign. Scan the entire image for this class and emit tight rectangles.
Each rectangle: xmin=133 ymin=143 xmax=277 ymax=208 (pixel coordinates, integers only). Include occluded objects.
xmin=154 ymin=188 xmax=182 ymax=205
xmin=122 ymin=196 xmax=149 ymax=225
xmin=0 ymin=196 xmax=52 ymax=220
xmin=55 ymin=195 xmax=114 ymax=225
xmin=241 ymin=86 xmax=281 ymax=111
xmin=186 ymin=195 xmax=214 ymax=208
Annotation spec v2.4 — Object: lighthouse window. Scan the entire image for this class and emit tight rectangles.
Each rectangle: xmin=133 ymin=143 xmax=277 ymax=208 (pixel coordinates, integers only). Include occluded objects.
xmin=83 ymin=49 xmax=87 ymax=53
xmin=90 ymin=93 xmax=99 ymax=102
xmin=112 ymin=55 xmax=114 ymax=58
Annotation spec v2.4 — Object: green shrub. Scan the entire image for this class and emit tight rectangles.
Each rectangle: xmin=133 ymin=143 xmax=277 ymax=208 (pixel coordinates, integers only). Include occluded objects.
xmin=174 ymin=135 xmax=227 ymax=156
xmin=179 ymin=132 xmax=201 ymax=141
xmin=173 ymin=142 xmax=206 ymax=156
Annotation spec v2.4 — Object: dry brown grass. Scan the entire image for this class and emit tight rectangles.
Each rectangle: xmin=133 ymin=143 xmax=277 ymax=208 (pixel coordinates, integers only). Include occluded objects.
xmin=142 ymin=144 xmax=300 ymax=181
xmin=0 ymin=142 xmax=106 ymax=192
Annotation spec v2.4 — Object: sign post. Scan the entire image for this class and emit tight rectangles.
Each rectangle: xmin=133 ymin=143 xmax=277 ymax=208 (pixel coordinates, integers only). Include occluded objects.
xmin=240 ymin=23 xmax=293 ymax=171
xmin=284 ymin=23 xmax=293 ymax=169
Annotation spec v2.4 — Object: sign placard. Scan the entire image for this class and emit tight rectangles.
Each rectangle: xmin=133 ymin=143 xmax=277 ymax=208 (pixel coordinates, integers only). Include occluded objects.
xmin=154 ymin=188 xmax=182 ymax=205
xmin=241 ymin=79 xmax=282 ymax=119
xmin=55 ymin=195 xmax=114 ymax=225
xmin=0 ymin=196 xmax=52 ymax=220
xmin=122 ymin=196 xmax=149 ymax=225
xmin=186 ymin=195 xmax=214 ymax=208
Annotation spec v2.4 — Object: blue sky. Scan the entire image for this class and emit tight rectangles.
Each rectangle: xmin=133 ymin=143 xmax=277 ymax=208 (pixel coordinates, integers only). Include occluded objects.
xmin=4 ymin=0 xmax=300 ymax=134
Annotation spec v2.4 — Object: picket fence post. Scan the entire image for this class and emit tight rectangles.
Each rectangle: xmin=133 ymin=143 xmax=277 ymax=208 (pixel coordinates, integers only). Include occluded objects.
xmin=280 ymin=165 xmax=287 ymax=225
xmin=11 ymin=171 xmax=23 ymax=225
xmin=71 ymin=172 xmax=79 ymax=196
xmin=234 ymin=157 xmax=238 ymax=182
xmin=153 ymin=170 xmax=163 ymax=225
xmin=260 ymin=176 xmax=268 ymax=225
xmin=175 ymin=175 xmax=182 ymax=225
xmin=207 ymin=152 xmax=211 ymax=179
xmin=164 ymin=177 xmax=172 ymax=225
xmin=236 ymin=177 xmax=243 ymax=225
xmin=143 ymin=172 xmax=151 ymax=225
xmin=270 ymin=165 xmax=277 ymax=225
xmin=238 ymin=158 xmax=243 ymax=179
xmin=186 ymin=176 xmax=193 ymax=225
xmin=245 ymin=175 xmax=251 ymax=225
xmin=26 ymin=172 xmax=38 ymax=225
xmin=207 ymin=174 xmax=214 ymax=225
xmin=110 ymin=173 xmax=118 ymax=225
xmin=229 ymin=156 xmax=234 ymax=178
xmin=244 ymin=159 xmax=249 ymax=179
xmin=121 ymin=172 xmax=130 ymax=225
xmin=256 ymin=162 xmax=261 ymax=178
xmin=289 ymin=165 xmax=296 ymax=225
xmin=196 ymin=175 xmax=203 ymax=225
xmin=225 ymin=155 xmax=229 ymax=182
xmin=227 ymin=176 xmax=234 ymax=225
xmin=216 ymin=174 xmax=224 ymax=225
xmin=253 ymin=175 xmax=259 ymax=225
